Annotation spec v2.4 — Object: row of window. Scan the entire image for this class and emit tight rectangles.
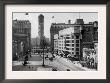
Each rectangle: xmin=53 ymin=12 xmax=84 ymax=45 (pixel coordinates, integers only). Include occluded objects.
xmin=59 ymin=47 xmax=64 ymax=49
xmin=55 ymin=39 xmax=80 ymax=43
xmin=14 ymin=28 xmax=29 ymax=34
xmin=55 ymin=43 xmax=80 ymax=47
xmin=59 ymin=35 xmax=80 ymax=39
xmin=66 ymin=40 xmax=80 ymax=43
xmin=66 ymin=44 xmax=79 ymax=47
xmin=66 ymin=47 xmax=79 ymax=51
xmin=58 ymin=51 xmax=79 ymax=55
xmin=58 ymin=41 xmax=64 ymax=43
xmin=71 ymin=52 xmax=79 ymax=55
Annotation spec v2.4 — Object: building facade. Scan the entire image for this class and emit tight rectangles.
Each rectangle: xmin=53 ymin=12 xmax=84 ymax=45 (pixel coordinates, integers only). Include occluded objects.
xmin=38 ymin=14 xmax=44 ymax=47
xmin=53 ymin=25 xmax=82 ymax=59
xmin=82 ymin=21 xmax=98 ymax=69
xmin=12 ymin=19 xmax=31 ymax=59
xmin=50 ymin=19 xmax=98 ymax=60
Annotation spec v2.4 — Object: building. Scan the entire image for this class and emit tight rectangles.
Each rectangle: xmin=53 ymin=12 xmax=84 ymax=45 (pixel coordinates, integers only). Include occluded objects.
xmin=82 ymin=21 xmax=98 ymax=69
xmin=50 ymin=19 xmax=98 ymax=60
xmin=81 ymin=21 xmax=98 ymax=49
xmin=38 ymin=14 xmax=44 ymax=47
xmin=12 ymin=19 xmax=31 ymax=59
xmin=31 ymin=36 xmax=50 ymax=53
xmin=54 ymin=25 xmax=82 ymax=59
xmin=50 ymin=23 xmax=67 ymax=51
xmin=31 ymin=46 xmax=39 ymax=53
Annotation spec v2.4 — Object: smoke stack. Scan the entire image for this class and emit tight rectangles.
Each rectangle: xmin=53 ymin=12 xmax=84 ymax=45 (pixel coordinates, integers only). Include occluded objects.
xmin=93 ymin=21 xmax=98 ymax=27
xmin=68 ymin=20 xmax=71 ymax=24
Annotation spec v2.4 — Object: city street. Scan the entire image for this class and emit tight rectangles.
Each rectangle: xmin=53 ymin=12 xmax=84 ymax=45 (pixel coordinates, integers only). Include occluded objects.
xmin=12 ymin=13 xmax=98 ymax=71
xmin=12 ymin=53 xmax=91 ymax=71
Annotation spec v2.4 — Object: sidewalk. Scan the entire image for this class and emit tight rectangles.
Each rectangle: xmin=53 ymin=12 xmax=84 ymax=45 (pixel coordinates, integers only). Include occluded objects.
xmin=12 ymin=60 xmax=55 ymax=71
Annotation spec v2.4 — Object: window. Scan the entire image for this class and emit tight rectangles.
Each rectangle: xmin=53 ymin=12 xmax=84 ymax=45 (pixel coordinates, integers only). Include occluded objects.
xmin=76 ymin=48 xmax=79 ymax=51
xmin=76 ymin=40 xmax=79 ymax=43
xmin=66 ymin=44 xmax=69 ymax=46
xmin=72 ymin=52 xmax=74 ymax=54
xmin=72 ymin=48 xmax=74 ymax=50
xmin=66 ymin=37 xmax=70 ymax=39
xmin=72 ymin=40 xmax=74 ymax=43
xmin=72 ymin=44 xmax=74 ymax=47
xmin=76 ymin=35 xmax=79 ymax=39
xmin=72 ymin=35 xmax=74 ymax=39
xmin=76 ymin=44 xmax=79 ymax=47
xmin=76 ymin=52 xmax=79 ymax=55
xmin=66 ymin=48 xmax=69 ymax=50
xmin=66 ymin=40 xmax=69 ymax=43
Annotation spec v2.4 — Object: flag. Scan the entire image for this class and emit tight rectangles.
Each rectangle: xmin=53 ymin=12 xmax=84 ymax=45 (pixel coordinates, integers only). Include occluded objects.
xmin=52 ymin=16 xmax=54 ymax=18
xmin=25 ymin=12 xmax=28 ymax=15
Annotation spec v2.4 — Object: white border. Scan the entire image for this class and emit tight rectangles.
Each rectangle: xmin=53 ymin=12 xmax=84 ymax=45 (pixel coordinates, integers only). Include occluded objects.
xmin=5 ymin=5 xmax=106 ymax=79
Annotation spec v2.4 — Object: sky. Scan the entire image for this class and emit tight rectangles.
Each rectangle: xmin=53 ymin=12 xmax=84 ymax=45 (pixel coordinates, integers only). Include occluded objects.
xmin=13 ymin=12 xmax=98 ymax=39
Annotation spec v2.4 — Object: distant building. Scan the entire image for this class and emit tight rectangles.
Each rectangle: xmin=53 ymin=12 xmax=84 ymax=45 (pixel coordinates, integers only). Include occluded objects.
xmin=45 ymin=37 xmax=50 ymax=46
xmin=38 ymin=14 xmax=44 ymax=47
xmin=31 ymin=37 xmax=37 ymax=47
xmin=12 ymin=19 xmax=31 ymax=58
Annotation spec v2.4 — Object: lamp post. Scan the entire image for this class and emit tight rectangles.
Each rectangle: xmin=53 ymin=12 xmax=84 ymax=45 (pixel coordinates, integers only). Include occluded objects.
xmin=42 ymin=46 xmax=45 ymax=66
xmin=41 ymin=36 xmax=46 ymax=67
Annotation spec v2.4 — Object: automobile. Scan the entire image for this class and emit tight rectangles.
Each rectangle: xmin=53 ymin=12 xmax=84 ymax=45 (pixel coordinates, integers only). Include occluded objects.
xmin=49 ymin=57 xmax=54 ymax=61
xmin=67 ymin=54 xmax=71 ymax=57
xmin=66 ymin=69 xmax=70 ymax=71
xmin=45 ymin=55 xmax=49 ymax=59
xmin=52 ymin=67 xmax=57 ymax=71
xmin=60 ymin=53 xmax=64 ymax=57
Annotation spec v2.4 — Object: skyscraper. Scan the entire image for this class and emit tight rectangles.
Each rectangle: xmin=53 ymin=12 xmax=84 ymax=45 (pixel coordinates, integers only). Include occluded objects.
xmin=38 ymin=14 xmax=44 ymax=47
xmin=38 ymin=14 xmax=44 ymax=38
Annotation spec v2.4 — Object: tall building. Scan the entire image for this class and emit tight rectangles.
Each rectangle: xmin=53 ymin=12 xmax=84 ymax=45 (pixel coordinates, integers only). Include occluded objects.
xmin=50 ymin=19 xmax=83 ymax=52
xmin=12 ymin=19 xmax=31 ymax=59
xmin=53 ymin=20 xmax=83 ymax=59
xmin=50 ymin=22 xmax=70 ymax=51
xmin=38 ymin=14 xmax=44 ymax=47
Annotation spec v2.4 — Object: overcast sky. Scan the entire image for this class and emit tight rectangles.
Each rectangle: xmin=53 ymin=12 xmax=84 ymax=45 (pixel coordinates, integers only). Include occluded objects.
xmin=13 ymin=12 xmax=98 ymax=39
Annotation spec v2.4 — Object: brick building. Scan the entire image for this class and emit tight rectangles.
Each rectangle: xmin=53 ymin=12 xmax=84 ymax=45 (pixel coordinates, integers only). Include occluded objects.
xmin=12 ymin=19 xmax=31 ymax=59
xmin=50 ymin=19 xmax=98 ymax=60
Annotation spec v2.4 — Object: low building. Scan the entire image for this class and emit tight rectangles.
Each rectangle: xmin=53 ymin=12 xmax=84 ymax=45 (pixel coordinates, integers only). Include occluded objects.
xmin=54 ymin=26 xmax=81 ymax=58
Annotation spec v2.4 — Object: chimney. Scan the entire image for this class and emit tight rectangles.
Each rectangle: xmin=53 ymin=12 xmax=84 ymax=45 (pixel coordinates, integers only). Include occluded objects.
xmin=68 ymin=20 xmax=71 ymax=24
xmin=93 ymin=21 xmax=98 ymax=27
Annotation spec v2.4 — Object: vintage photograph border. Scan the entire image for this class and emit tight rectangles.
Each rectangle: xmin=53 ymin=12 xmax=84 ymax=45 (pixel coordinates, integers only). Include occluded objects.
xmin=0 ymin=0 xmax=109 ymax=83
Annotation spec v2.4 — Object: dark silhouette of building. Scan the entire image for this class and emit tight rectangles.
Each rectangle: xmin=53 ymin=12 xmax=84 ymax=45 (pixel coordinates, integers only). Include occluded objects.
xmin=38 ymin=14 xmax=44 ymax=47
xmin=12 ymin=19 xmax=31 ymax=59
xmin=81 ymin=21 xmax=98 ymax=49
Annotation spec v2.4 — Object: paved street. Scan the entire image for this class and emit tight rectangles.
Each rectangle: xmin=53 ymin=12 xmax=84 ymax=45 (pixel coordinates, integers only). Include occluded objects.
xmin=12 ymin=53 xmax=95 ymax=71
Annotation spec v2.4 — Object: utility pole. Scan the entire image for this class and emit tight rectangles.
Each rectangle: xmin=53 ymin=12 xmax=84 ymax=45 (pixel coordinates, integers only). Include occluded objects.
xmin=42 ymin=46 xmax=45 ymax=66
xmin=42 ymin=37 xmax=45 ymax=67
